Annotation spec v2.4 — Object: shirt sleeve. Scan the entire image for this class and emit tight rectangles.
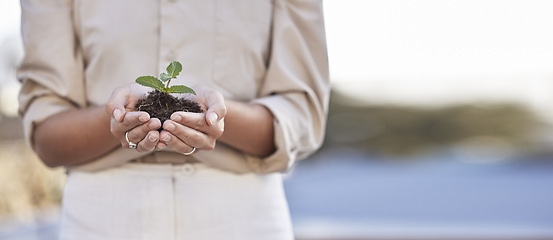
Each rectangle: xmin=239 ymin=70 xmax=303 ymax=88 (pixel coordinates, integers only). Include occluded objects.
xmin=248 ymin=0 xmax=330 ymax=173
xmin=17 ymin=0 xmax=86 ymax=148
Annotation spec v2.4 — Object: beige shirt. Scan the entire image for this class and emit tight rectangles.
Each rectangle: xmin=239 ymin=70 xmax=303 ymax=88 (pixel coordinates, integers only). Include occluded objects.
xmin=17 ymin=0 xmax=329 ymax=174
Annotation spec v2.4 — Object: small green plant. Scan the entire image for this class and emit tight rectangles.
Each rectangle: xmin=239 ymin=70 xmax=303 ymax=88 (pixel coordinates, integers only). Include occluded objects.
xmin=135 ymin=61 xmax=196 ymax=95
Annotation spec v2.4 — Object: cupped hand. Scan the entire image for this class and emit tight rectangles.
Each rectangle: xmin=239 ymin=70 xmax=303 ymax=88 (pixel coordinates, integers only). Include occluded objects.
xmin=106 ymin=83 xmax=162 ymax=152
xmin=158 ymin=86 xmax=226 ymax=154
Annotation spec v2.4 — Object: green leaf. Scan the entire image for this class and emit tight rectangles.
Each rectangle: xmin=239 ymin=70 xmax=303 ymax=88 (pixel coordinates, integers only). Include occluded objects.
xmin=166 ymin=61 xmax=182 ymax=78
xmin=166 ymin=85 xmax=196 ymax=95
xmin=136 ymin=76 xmax=165 ymax=92
xmin=160 ymin=73 xmax=172 ymax=82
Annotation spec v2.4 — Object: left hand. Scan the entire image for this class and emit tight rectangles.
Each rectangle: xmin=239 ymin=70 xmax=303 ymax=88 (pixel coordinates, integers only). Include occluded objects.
xmin=158 ymin=86 xmax=226 ymax=154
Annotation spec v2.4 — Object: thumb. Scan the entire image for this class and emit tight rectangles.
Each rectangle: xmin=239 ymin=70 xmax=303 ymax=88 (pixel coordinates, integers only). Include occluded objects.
xmin=206 ymin=111 xmax=219 ymax=126
xmin=106 ymin=86 xmax=132 ymax=122
xmin=113 ymin=108 xmax=125 ymax=122
xmin=205 ymin=96 xmax=226 ymax=126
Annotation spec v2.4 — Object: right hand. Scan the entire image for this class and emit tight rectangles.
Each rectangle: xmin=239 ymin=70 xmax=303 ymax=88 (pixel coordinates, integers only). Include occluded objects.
xmin=105 ymin=83 xmax=162 ymax=152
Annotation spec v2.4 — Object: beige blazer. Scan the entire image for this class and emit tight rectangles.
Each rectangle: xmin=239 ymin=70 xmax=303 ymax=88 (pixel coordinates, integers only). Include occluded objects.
xmin=17 ymin=0 xmax=329 ymax=174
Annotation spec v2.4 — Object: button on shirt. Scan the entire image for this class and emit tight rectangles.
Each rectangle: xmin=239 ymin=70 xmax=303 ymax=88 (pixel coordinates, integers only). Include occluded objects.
xmin=17 ymin=0 xmax=330 ymax=174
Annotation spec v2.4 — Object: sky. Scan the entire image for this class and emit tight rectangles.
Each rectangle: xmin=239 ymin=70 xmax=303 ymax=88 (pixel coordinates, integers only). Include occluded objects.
xmin=325 ymin=0 xmax=553 ymax=80
xmin=2 ymin=0 xmax=553 ymax=112
xmin=0 ymin=0 xmax=19 ymax=37
xmin=0 ymin=0 xmax=20 ymax=116
xmin=323 ymin=0 xmax=553 ymax=110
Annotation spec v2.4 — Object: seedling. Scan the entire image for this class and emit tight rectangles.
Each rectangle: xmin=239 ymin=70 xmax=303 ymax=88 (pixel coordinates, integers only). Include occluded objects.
xmin=136 ymin=61 xmax=196 ymax=96
xmin=134 ymin=61 xmax=203 ymax=125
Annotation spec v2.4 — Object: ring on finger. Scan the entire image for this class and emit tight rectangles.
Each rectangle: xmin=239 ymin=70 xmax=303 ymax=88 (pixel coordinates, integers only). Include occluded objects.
xmin=183 ymin=147 xmax=196 ymax=156
xmin=125 ymin=131 xmax=137 ymax=149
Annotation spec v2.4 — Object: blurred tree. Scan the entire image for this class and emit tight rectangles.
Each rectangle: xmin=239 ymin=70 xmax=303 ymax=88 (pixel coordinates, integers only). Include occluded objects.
xmin=0 ymin=33 xmax=24 ymax=140
xmin=324 ymin=89 xmax=545 ymax=156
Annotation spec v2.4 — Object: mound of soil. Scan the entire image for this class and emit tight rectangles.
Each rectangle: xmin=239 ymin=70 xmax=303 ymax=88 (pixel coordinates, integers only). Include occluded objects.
xmin=135 ymin=90 xmax=203 ymax=124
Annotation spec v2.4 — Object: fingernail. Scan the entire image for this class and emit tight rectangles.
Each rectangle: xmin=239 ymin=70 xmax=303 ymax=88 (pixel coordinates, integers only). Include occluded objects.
xmin=165 ymin=123 xmax=175 ymax=131
xmin=113 ymin=109 xmax=122 ymax=122
xmin=172 ymin=115 xmax=182 ymax=122
xmin=163 ymin=135 xmax=171 ymax=142
xmin=139 ymin=114 xmax=149 ymax=122
xmin=149 ymin=120 xmax=160 ymax=129
xmin=208 ymin=112 xmax=218 ymax=126
xmin=148 ymin=134 xmax=156 ymax=142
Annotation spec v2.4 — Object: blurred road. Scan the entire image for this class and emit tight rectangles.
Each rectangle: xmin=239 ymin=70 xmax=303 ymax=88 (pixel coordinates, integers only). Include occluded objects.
xmin=0 ymin=210 xmax=58 ymax=240
xmin=286 ymin=147 xmax=553 ymax=240
xmin=2 ymin=147 xmax=553 ymax=240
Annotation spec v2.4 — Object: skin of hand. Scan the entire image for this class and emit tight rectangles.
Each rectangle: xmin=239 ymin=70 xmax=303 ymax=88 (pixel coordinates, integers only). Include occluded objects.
xmin=105 ymin=84 xmax=162 ymax=152
xmin=109 ymin=83 xmax=276 ymax=158
xmin=107 ymin=84 xmax=227 ymax=154
xmin=158 ymin=93 xmax=278 ymax=158
xmin=157 ymin=87 xmax=277 ymax=158
xmin=158 ymin=86 xmax=227 ymax=154
xmin=33 ymin=83 xmax=274 ymax=168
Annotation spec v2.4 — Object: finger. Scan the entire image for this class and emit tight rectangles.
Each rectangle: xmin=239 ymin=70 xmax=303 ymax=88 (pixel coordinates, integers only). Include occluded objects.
xmin=206 ymin=111 xmax=219 ymax=126
xmin=112 ymin=109 xmax=124 ymax=123
xmin=136 ymin=131 xmax=159 ymax=152
xmin=105 ymin=86 xmax=131 ymax=121
xmin=124 ymin=118 xmax=161 ymax=145
xmin=161 ymin=120 xmax=215 ymax=150
xmin=159 ymin=131 xmax=198 ymax=154
xmin=170 ymin=112 xmax=205 ymax=130
xmin=111 ymin=111 xmax=151 ymax=136
xmin=205 ymin=102 xmax=226 ymax=126
xmin=203 ymin=89 xmax=226 ymax=126
xmin=170 ymin=112 xmax=224 ymax=139
xmin=156 ymin=141 xmax=167 ymax=150
xmin=106 ymin=84 xmax=149 ymax=121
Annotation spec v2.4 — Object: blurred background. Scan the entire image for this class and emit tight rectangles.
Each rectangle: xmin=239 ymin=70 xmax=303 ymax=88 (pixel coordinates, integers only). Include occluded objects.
xmin=2 ymin=0 xmax=553 ymax=239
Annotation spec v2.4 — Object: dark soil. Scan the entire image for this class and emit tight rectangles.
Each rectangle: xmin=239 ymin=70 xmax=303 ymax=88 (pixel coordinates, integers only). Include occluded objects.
xmin=135 ymin=90 xmax=203 ymax=125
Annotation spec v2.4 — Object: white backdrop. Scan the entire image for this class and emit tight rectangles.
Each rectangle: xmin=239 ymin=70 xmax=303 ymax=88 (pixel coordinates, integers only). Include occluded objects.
xmin=324 ymin=0 xmax=553 ymax=119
